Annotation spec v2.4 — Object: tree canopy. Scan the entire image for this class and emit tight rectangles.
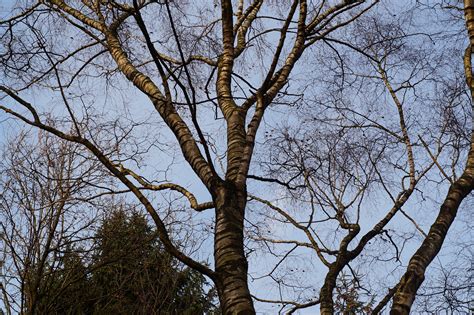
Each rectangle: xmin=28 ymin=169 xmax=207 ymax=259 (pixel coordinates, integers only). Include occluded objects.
xmin=0 ymin=0 xmax=473 ymax=314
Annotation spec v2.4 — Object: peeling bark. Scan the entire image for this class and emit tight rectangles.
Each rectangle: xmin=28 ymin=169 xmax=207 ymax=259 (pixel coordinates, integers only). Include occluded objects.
xmin=213 ymin=181 xmax=255 ymax=314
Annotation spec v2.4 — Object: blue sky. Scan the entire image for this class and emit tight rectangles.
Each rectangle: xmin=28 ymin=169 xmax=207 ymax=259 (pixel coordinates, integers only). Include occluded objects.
xmin=0 ymin=1 xmax=473 ymax=314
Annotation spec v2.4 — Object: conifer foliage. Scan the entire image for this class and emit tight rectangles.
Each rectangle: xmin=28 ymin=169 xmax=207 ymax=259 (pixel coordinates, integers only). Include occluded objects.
xmin=35 ymin=209 xmax=219 ymax=315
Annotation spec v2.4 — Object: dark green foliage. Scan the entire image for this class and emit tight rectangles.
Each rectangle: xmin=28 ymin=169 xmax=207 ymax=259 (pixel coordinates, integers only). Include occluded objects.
xmin=35 ymin=209 xmax=218 ymax=315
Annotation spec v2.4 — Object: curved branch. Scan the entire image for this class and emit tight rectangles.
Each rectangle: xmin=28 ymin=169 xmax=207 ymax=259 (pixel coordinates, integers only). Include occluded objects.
xmin=0 ymin=94 xmax=216 ymax=280
xmin=115 ymin=163 xmax=214 ymax=212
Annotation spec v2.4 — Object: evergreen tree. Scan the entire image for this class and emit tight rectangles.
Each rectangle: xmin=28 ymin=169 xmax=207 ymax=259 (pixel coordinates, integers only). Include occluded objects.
xmin=41 ymin=209 xmax=218 ymax=315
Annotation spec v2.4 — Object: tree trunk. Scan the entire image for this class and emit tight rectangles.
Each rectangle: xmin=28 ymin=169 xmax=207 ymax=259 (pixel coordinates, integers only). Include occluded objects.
xmin=24 ymin=286 xmax=37 ymax=315
xmin=319 ymin=268 xmax=338 ymax=315
xmin=391 ymin=0 xmax=474 ymax=302
xmin=213 ymin=182 xmax=255 ymax=315
xmin=319 ymin=257 xmax=349 ymax=315
xmin=390 ymin=155 xmax=474 ymax=314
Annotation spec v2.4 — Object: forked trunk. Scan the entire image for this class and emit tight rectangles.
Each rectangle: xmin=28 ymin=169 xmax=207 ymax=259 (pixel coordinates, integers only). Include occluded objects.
xmin=213 ymin=182 xmax=255 ymax=314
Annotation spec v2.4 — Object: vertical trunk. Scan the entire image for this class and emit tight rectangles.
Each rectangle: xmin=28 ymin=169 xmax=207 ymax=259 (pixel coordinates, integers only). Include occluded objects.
xmin=22 ymin=265 xmax=38 ymax=315
xmin=319 ymin=231 xmax=358 ymax=314
xmin=24 ymin=286 xmax=37 ymax=315
xmin=213 ymin=182 xmax=255 ymax=315
xmin=319 ymin=257 xmax=348 ymax=315
xmin=319 ymin=268 xmax=338 ymax=315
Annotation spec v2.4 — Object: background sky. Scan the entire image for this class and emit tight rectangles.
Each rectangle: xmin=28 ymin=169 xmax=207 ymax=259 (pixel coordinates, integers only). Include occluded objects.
xmin=0 ymin=1 xmax=473 ymax=314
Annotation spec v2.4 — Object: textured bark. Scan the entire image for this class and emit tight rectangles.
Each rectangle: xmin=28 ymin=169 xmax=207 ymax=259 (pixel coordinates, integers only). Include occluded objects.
xmin=213 ymin=5 xmax=255 ymax=309
xmin=319 ymin=233 xmax=358 ymax=314
xmin=103 ymin=30 xmax=215 ymax=189
xmin=319 ymin=266 xmax=340 ymax=315
xmin=390 ymin=137 xmax=474 ymax=314
xmin=0 ymin=2 xmax=381 ymax=314
xmin=213 ymin=182 xmax=255 ymax=314
xmin=390 ymin=2 xmax=474 ymax=312
xmin=465 ymin=0 xmax=474 ymax=45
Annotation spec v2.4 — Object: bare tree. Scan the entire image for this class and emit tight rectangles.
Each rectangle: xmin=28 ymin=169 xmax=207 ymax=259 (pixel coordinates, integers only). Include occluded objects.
xmin=390 ymin=1 xmax=474 ymax=313
xmin=1 ymin=1 xmax=472 ymax=314
xmin=0 ymin=1 xmax=379 ymax=313
xmin=244 ymin=2 xmax=473 ymax=314
xmin=0 ymin=130 xmax=104 ymax=314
